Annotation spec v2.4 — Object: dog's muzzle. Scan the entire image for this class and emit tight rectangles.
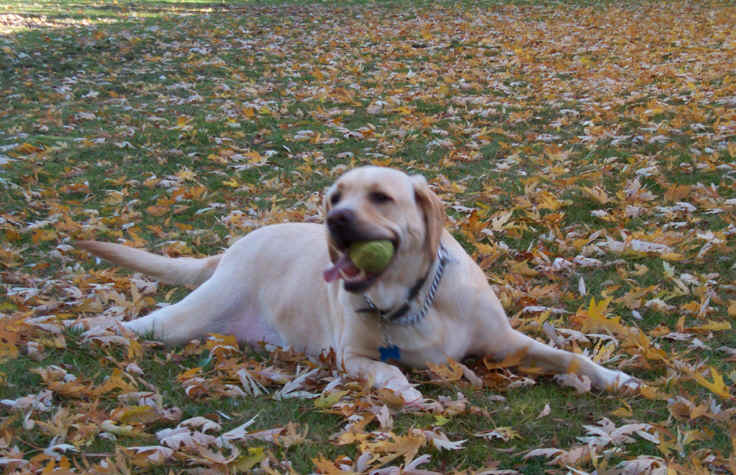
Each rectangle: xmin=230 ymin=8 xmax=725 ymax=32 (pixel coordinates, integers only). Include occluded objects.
xmin=324 ymin=208 xmax=398 ymax=292
xmin=326 ymin=208 xmax=362 ymax=250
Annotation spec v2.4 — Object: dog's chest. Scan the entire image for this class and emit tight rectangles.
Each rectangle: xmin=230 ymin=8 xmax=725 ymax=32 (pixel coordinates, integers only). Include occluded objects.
xmin=376 ymin=318 xmax=461 ymax=367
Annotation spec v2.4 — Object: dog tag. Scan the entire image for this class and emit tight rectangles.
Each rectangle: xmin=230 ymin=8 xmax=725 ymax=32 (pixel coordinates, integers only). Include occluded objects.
xmin=379 ymin=344 xmax=401 ymax=362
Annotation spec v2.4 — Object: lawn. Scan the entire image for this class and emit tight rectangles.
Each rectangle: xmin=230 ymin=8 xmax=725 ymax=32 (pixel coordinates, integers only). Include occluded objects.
xmin=1 ymin=0 xmax=735 ymax=472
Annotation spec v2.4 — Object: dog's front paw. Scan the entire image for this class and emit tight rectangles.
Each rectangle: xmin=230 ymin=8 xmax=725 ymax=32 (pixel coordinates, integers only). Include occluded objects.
xmin=383 ymin=377 xmax=423 ymax=405
xmin=400 ymin=386 xmax=423 ymax=405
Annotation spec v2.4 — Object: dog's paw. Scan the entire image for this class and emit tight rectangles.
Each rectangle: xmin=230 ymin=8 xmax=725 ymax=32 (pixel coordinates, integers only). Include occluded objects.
xmin=607 ymin=370 xmax=640 ymax=393
xmin=383 ymin=377 xmax=423 ymax=405
xmin=399 ymin=386 xmax=424 ymax=405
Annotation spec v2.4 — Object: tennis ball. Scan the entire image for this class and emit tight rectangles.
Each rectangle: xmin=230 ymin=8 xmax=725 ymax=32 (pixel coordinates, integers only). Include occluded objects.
xmin=349 ymin=240 xmax=394 ymax=273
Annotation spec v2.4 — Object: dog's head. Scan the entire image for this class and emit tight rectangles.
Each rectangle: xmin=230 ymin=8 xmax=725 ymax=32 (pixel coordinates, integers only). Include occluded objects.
xmin=323 ymin=167 xmax=445 ymax=293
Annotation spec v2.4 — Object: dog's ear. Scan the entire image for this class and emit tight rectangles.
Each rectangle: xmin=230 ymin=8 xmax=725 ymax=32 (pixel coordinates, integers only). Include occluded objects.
xmin=412 ymin=175 xmax=445 ymax=259
xmin=323 ymin=183 xmax=336 ymax=215
xmin=323 ymin=185 xmax=340 ymax=263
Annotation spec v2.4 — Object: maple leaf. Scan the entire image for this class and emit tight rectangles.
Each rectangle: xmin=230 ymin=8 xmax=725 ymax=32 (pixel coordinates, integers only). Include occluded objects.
xmin=690 ymin=366 xmax=733 ymax=400
xmin=312 ymin=455 xmax=357 ymax=474
xmin=314 ymin=390 xmax=348 ymax=409
xmin=232 ymin=447 xmax=268 ymax=472
xmin=426 ymin=358 xmax=464 ymax=383
xmin=112 ymin=405 xmax=159 ymax=425
xmin=363 ymin=430 xmax=426 ymax=466
xmin=483 ymin=347 xmax=528 ymax=370
xmin=576 ymin=296 xmax=628 ymax=335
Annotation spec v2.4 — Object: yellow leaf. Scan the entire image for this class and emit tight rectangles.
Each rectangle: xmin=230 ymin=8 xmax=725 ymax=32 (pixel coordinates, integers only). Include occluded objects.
xmin=275 ymin=422 xmax=308 ymax=448
xmin=234 ymin=447 xmax=267 ymax=471
xmin=368 ymin=431 xmax=426 ymax=466
xmin=205 ymin=336 xmax=240 ymax=362
xmin=311 ymin=455 xmax=354 ymax=474
xmin=175 ymin=116 xmax=191 ymax=128
xmin=536 ymin=191 xmax=565 ymax=210
xmin=127 ymin=338 xmax=143 ymax=360
xmin=682 ymin=428 xmax=713 ymax=445
xmin=145 ymin=205 xmax=169 ymax=217
xmin=376 ymin=388 xmax=406 ymax=407
xmin=32 ymin=229 xmax=57 ymax=244
xmin=314 ymin=390 xmax=348 ymax=409
xmin=177 ymin=367 xmax=201 ymax=380
xmin=686 ymin=320 xmax=731 ymax=333
xmin=489 ymin=210 xmax=513 ymax=231
xmin=205 ymin=333 xmax=238 ymax=350
xmin=222 ymin=178 xmax=240 ymax=188
xmin=95 ymin=369 xmax=136 ymax=396
xmin=100 ymin=420 xmax=145 ymax=438
xmin=580 ymin=186 xmax=610 ymax=205
xmin=427 ymin=359 xmax=464 ymax=383
xmin=114 ymin=405 xmax=158 ymax=424
xmin=661 ymin=252 xmax=685 ymax=261
xmin=728 ymin=301 xmax=736 ymax=317
xmin=610 ymin=402 xmax=633 ymax=417
xmin=393 ymin=106 xmax=413 ymax=115
xmin=0 ymin=342 xmax=19 ymax=362
xmin=434 ymin=415 xmax=450 ymax=426
xmin=4 ymin=229 xmax=20 ymax=242
xmin=508 ymin=260 xmax=539 ymax=277
xmin=692 ymin=367 xmax=733 ymax=400
xmin=639 ymin=384 xmax=668 ymax=400
xmin=175 ymin=168 xmax=196 ymax=181
xmin=579 ymin=297 xmax=625 ymax=334
xmin=14 ymin=142 xmax=43 ymax=155
xmin=484 ymin=347 xmax=529 ymax=370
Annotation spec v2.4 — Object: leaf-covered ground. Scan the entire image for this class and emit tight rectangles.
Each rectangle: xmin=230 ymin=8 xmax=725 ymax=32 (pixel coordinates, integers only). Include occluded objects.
xmin=1 ymin=0 xmax=735 ymax=473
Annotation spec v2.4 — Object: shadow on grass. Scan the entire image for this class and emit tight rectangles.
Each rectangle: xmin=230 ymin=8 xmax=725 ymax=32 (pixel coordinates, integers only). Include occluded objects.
xmin=1 ymin=0 xmax=277 ymax=36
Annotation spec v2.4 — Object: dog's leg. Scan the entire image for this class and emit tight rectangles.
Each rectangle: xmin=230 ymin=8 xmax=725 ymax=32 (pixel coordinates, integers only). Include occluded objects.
xmin=492 ymin=329 xmax=637 ymax=391
xmin=124 ymin=275 xmax=241 ymax=344
xmin=342 ymin=354 xmax=422 ymax=403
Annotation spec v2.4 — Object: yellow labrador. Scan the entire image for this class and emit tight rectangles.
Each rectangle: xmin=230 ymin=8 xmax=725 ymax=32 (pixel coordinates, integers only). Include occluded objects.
xmin=78 ymin=166 xmax=635 ymax=402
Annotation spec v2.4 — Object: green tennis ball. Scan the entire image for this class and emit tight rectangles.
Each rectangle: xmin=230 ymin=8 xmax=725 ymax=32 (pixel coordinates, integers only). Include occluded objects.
xmin=349 ymin=240 xmax=394 ymax=273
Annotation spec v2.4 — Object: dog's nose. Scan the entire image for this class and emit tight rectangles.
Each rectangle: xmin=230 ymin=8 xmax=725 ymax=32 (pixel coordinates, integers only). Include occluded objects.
xmin=326 ymin=208 xmax=356 ymax=232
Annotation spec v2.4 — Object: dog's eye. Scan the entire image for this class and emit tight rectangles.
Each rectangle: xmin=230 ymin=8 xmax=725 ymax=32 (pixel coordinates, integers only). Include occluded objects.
xmin=369 ymin=191 xmax=393 ymax=204
xmin=330 ymin=192 xmax=341 ymax=206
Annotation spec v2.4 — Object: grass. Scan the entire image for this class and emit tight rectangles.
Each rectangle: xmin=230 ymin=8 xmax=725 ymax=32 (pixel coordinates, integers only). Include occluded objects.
xmin=1 ymin=0 xmax=735 ymax=472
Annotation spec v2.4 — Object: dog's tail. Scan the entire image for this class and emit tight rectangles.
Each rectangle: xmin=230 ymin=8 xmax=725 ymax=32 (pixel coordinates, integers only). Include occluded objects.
xmin=76 ymin=240 xmax=222 ymax=287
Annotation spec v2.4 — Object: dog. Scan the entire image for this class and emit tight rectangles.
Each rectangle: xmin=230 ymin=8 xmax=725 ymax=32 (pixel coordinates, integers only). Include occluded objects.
xmin=77 ymin=166 xmax=636 ymax=402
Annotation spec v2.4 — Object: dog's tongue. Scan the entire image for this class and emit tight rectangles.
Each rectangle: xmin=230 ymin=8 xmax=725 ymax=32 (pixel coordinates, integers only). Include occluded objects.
xmin=323 ymin=254 xmax=361 ymax=282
